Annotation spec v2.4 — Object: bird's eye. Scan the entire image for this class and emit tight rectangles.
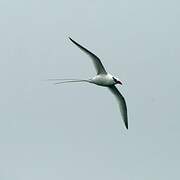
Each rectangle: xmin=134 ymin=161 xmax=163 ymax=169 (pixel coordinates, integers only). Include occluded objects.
xmin=113 ymin=77 xmax=117 ymax=82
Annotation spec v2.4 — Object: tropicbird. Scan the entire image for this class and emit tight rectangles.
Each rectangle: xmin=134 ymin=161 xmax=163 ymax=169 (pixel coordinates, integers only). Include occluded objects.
xmin=50 ymin=37 xmax=128 ymax=129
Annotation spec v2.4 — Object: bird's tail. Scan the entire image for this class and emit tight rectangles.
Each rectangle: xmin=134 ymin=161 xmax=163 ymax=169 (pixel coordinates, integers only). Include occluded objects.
xmin=46 ymin=78 xmax=90 ymax=85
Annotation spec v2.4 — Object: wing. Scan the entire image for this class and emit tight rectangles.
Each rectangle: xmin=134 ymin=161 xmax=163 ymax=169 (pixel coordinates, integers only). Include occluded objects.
xmin=108 ymin=85 xmax=128 ymax=129
xmin=69 ymin=37 xmax=107 ymax=75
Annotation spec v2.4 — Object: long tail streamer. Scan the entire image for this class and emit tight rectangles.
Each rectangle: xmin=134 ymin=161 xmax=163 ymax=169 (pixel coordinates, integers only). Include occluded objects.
xmin=47 ymin=78 xmax=89 ymax=85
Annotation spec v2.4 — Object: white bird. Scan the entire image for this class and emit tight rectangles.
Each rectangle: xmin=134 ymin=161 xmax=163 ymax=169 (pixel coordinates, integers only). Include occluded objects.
xmin=49 ymin=37 xmax=128 ymax=129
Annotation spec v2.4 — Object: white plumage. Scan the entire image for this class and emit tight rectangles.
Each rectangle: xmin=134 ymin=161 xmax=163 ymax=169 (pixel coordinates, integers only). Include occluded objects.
xmin=49 ymin=37 xmax=128 ymax=129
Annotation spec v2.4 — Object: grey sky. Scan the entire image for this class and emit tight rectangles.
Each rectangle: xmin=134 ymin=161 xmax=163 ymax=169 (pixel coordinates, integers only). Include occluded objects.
xmin=0 ymin=0 xmax=180 ymax=179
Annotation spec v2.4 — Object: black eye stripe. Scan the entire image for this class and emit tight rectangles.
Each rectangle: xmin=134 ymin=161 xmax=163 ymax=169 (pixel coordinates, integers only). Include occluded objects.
xmin=113 ymin=77 xmax=117 ymax=82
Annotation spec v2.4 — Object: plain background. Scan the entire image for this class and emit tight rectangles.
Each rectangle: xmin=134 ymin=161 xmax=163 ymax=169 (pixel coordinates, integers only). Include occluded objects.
xmin=0 ymin=0 xmax=180 ymax=179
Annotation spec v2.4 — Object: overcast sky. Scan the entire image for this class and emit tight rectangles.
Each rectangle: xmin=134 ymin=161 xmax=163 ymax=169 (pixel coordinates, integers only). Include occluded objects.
xmin=0 ymin=0 xmax=180 ymax=179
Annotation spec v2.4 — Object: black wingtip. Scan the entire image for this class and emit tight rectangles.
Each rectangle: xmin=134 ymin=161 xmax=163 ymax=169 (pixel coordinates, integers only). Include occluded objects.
xmin=125 ymin=122 xmax=128 ymax=129
xmin=68 ymin=37 xmax=73 ymax=42
xmin=68 ymin=37 xmax=78 ymax=45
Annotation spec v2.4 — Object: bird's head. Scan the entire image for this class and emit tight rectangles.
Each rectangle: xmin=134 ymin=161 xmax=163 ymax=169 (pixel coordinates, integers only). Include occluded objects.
xmin=113 ymin=77 xmax=122 ymax=85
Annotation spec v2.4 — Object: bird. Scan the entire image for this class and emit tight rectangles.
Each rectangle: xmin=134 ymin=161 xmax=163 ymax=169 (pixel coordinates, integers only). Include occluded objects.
xmin=49 ymin=37 xmax=128 ymax=129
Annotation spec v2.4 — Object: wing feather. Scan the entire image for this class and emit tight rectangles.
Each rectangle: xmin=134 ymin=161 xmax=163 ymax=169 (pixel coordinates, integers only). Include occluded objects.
xmin=69 ymin=37 xmax=107 ymax=75
xmin=108 ymin=85 xmax=128 ymax=129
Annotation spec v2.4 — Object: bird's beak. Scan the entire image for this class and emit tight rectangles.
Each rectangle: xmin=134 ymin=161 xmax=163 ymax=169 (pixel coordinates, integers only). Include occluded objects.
xmin=117 ymin=80 xmax=122 ymax=85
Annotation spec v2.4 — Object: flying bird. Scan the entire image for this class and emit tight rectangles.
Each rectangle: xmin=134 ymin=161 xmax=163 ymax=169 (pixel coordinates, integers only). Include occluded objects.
xmin=49 ymin=37 xmax=128 ymax=129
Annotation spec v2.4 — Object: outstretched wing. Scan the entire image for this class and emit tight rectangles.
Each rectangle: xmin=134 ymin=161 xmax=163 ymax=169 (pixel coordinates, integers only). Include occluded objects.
xmin=108 ymin=85 xmax=128 ymax=129
xmin=69 ymin=37 xmax=107 ymax=75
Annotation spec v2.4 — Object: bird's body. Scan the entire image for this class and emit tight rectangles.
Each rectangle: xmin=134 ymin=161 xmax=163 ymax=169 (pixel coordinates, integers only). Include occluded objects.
xmin=90 ymin=73 xmax=115 ymax=86
xmin=49 ymin=37 xmax=128 ymax=129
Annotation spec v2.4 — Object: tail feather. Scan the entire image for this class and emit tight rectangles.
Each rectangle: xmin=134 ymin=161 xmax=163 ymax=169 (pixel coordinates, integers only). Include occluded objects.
xmin=46 ymin=78 xmax=89 ymax=85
